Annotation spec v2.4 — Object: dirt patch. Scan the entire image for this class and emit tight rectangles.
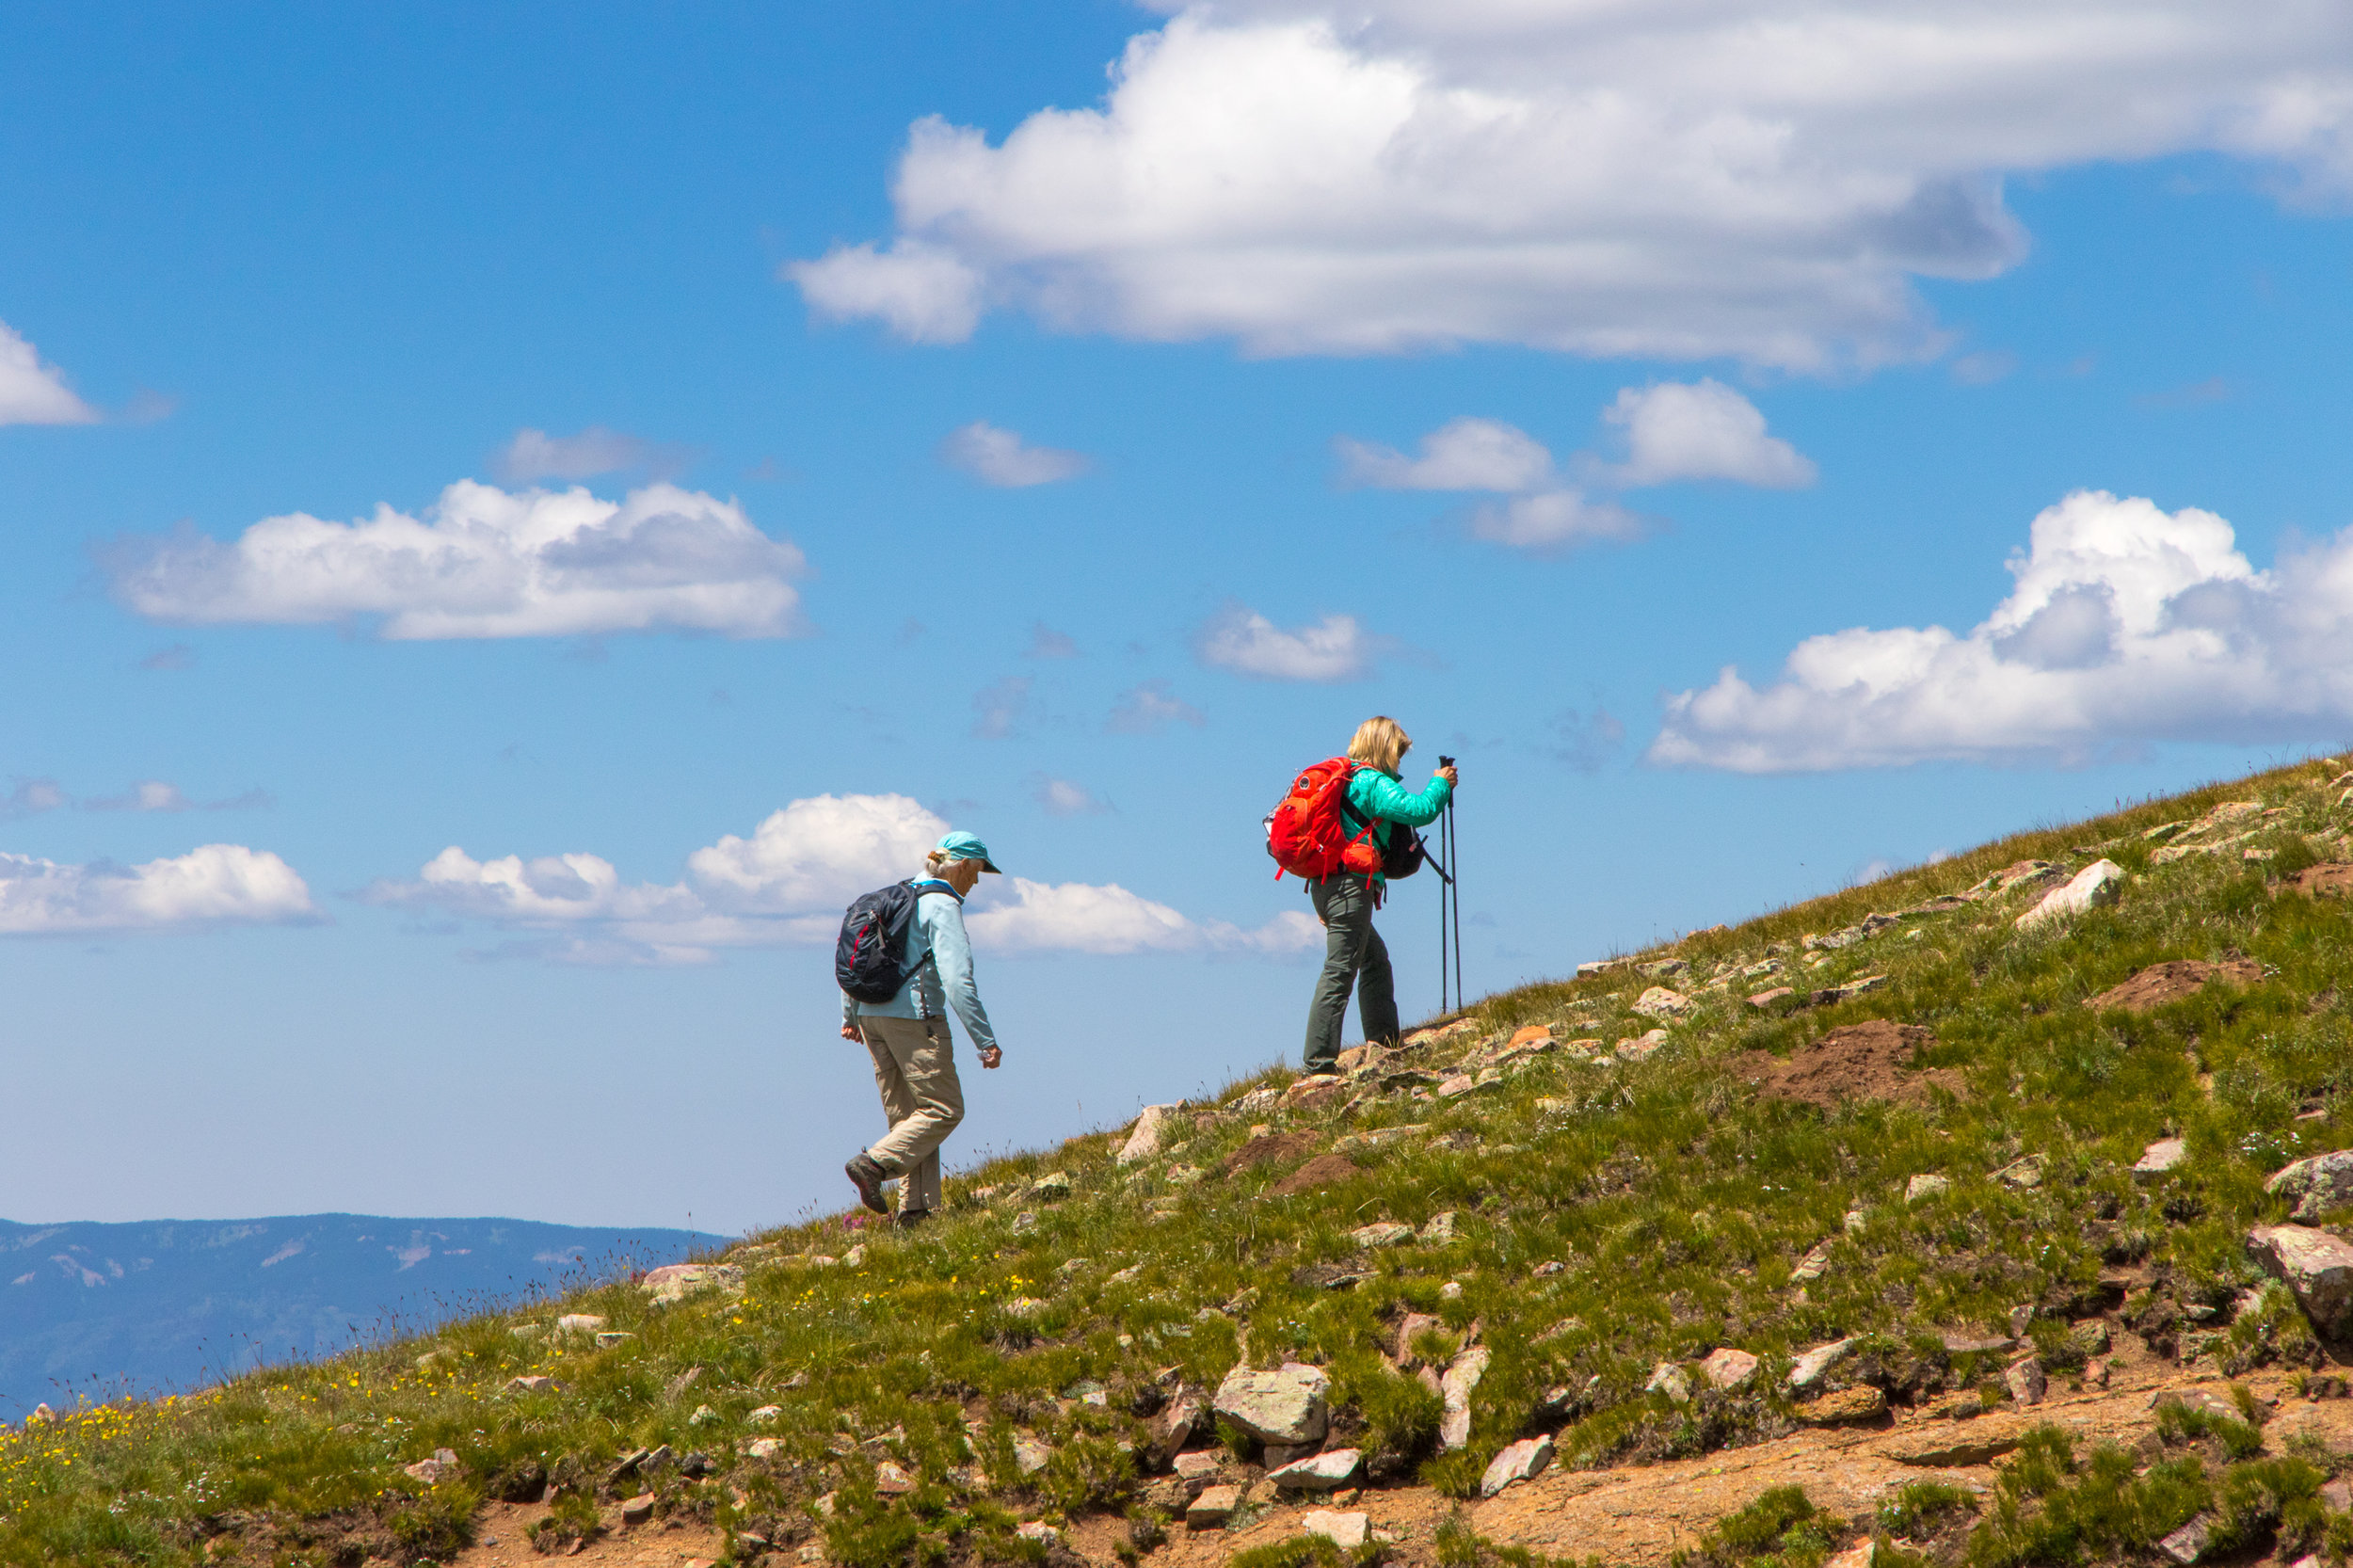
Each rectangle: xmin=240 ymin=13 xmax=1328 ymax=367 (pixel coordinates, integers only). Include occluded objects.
xmin=1215 ymin=1131 xmax=1321 ymax=1179
xmin=447 ymin=1498 xmax=724 ymax=1567
xmin=1736 ymin=1020 xmax=1961 ymax=1109
xmin=1267 ymin=1153 xmax=1363 ymax=1195
xmin=2085 ymin=959 xmax=2264 ymax=1013
xmin=2281 ymin=863 xmax=2353 ymax=900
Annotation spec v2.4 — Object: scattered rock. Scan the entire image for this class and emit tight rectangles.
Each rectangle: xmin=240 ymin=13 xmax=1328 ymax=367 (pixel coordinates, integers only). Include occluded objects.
xmin=2267 ymin=1149 xmax=2353 ymax=1221
xmin=1027 ymin=1172 xmax=1072 ymax=1203
xmin=1172 ymin=1451 xmax=1224 ymax=1483
xmin=1118 ymin=1104 xmax=1185 ymax=1164
xmin=2015 ymin=859 xmax=2126 ymax=930
xmin=1351 ymin=1222 xmax=1416 ymax=1248
xmin=2157 ymin=1512 xmax=2214 ymax=1565
xmin=1436 ymin=1074 xmax=1478 ymax=1097
xmin=1787 ymin=1337 xmax=1859 ymax=1391
xmin=403 ymin=1448 xmax=461 ymax=1483
xmin=641 ymin=1264 xmax=744 ymax=1305
xmin=506 ymin=1375 xmax=557 ymax=1394
xmin=2087 ymin=960 xmax=2264 ymax=1014
xmin=1509 ymin=1024 xmax=1554 ymax=1047
xmin=1269 ymin=1448 xmax=1363 ymax=1491
xmin=1419 ymin=1211 xmax=1458 ymax=1243
xmin=2134 ymin=1138 xmax=2188 ymax=1176
xmin=1941 ymin=1333 xmax=2016 ymax=1355
xmin=1016 ymin=1522 xmax=1061 ymax=1545
xmin=1993 ymin=1154 xmax=2046 ymax=1189
xmin=1213 ymin=1363 xmax=1330 ymax=1446
xmin=1907 ymin=1174 xmax=1951 ymax=1204
xmin=620 ymin=1492 xmax=656 ymax=1528
xmin=2070 ymin=1321 xmax=2112 ymax=1357
xmin=1144 ymin=1388 xmax=1206 ymax=1468
xmin=1301 ymin=1511 xmax=1369 ymax=1549
xmin=745 ymin=1438 xmax=782 ymax=1460
xmin=2004 ymin=1356 xmax=2047 ymax=1406
xmin=1748 ymin=987 xmax=1796 ymax=1008
xmin=1810 ymin=973 xmax=1890 ymax=1006
xmin=1284 ymin=1078 xmax=1348 ymax=1112
xmin=1644 ymin=1361 xmax=1692 ymax=1404
xmin=1971 ymin=859 xmax=2063 ymax=898
xmin=1441 ymin=1347 xmax=1491 ymax=1448
xmin=1393 ymin=1311 xmax=1446 ymax=1367
xmin=1632 ymin=986 xmax=1691 ymax=1020
xmin=1795 ymin=1386 xmax=1888 ymax=1426
xmin=2249 ymin=1224 xmax=2353 ymax=1336
xmin=1825 ymin=1542 xmax=1880 ymax=1568
xmin=1701 ymin=1348 xmax=1759 ymax=1390
xmin=1479 ymin=1434 xmax=1555 ymax=1497
xmin=596 ymin=1331 xmax=634 ymax=1350
xmin=1403 ymin=1018 xmax=1483 ymax=1046
xmin=1616 ymin=1030 xmax=1670 ymax=1061
xmin=1186 ymin=1484 xmax=1242 ymax=1528
xmin=555 ymin=1313 xmax=606 ymax=1335
xmin=1012 ymin=1434 xmax=1052 ymax=1475
xmin=873 ymin=1461 xmax=916 ymax=1496
xmin=1790 ymin=1240 xmax=1834 ymax=1283
xmin=1639 ymin=958 xmax=1689 ymax=980
xmin=1011 ymin=1211 xmax=1038 ymax=1235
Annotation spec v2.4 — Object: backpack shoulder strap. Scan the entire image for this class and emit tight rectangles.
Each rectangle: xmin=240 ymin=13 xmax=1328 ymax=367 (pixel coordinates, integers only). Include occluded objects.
xmin=910 ymin=877 xmax=965 ymax=904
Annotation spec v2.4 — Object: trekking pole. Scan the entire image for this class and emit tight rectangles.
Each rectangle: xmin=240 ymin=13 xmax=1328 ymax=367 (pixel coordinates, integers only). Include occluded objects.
xmin=1445 ymin=785 xmax=1463 ymax=1009
xmin=1435 ymin=755 xmax=1462 ymax=1013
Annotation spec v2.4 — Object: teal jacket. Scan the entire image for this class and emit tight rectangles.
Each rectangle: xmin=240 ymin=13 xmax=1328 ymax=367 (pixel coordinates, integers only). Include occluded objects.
xmin=1337 ymin=766 xmax=1452 ymax=884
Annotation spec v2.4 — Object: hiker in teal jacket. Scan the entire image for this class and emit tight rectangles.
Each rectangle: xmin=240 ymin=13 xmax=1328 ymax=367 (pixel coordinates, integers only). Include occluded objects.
xmin=1304 ymin=715 xmax=1457 ymax=1073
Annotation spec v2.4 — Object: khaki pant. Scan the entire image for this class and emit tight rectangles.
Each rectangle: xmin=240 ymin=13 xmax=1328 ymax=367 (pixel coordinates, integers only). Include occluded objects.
xmin=856 ymin=1015 xmax=966 ymax=1214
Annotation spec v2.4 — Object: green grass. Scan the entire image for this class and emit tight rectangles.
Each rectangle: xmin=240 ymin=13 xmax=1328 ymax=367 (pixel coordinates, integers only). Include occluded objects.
xmin=7 ymin=756 xmax=2353 ymax=1565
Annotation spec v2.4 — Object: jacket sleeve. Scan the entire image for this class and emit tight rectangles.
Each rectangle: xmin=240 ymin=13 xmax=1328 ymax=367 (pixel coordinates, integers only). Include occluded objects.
xmin=1354 ymin=769 xmax=1454 ymax=828
xmin=922 ymin=897 xmax=1000 ymax=1055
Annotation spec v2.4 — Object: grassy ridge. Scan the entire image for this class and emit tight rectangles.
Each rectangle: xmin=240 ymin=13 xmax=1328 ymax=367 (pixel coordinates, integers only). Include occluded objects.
xmin=8 ymin=756 xmax=2353 ymax=1567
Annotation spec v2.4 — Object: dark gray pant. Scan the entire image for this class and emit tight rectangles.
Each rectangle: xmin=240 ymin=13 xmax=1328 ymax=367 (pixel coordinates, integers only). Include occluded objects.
xmin=1305 ymin=875 xmax=1397 ymax=1072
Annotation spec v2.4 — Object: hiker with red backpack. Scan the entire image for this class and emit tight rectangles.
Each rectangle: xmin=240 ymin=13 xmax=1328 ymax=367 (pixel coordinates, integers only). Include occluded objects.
xmin=836 ymin=831 xmax=1005 ymax=1228
xmin=1267 ymin=716 xmax=1457 ymax=1075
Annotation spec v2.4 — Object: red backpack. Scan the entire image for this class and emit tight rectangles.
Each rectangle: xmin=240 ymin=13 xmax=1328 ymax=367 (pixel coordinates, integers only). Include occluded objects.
xmin=1264 ymin=757 xmax=1384 ymax=881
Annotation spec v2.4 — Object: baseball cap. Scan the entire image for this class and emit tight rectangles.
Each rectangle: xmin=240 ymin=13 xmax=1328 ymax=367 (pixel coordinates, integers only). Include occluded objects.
xmin=936 ymin=830 xmax=1002 ymax=873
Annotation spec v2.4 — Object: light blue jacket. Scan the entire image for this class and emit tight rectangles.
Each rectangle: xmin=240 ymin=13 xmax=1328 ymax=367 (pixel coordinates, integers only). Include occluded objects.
xmin=840 ymin=879 xmax=1000 ymax=1053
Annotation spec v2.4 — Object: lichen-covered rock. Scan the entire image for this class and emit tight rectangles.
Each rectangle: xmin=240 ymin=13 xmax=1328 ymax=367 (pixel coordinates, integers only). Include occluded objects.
xmin=2015 ymin=859 xmax=2125 ymax=930
xmin=1117 ymin=1105 xmax=1184 ymax=1164
xmin=1213 ymin=1363 xmax=1330 ymax=1446
xmin=1787 ymin=1337 xmax=1859 ymax=1391
xmin=1269 ymin=1448 xmax=1363 ymax=1491
xmin=2267 ymin=1150 xmax=2353 ymax=1221
xmin=1441 ymin=1347 xmax=1491 ymax=1448
xmin=2249 ymin=1224 xmax=2353 ymax=1336
xmin=640 ymin=1264 xmax=744 ymax=1305
xmin=1479 ymin=1434 xmax=1554 ymax=1497
xmin=1701 ymin=1348 xmax=1759 ymax=1390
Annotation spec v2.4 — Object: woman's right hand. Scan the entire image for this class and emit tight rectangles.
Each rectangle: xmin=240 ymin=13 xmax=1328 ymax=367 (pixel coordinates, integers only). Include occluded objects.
xmin=1438 ymin=763 xmax=1460 ymax=787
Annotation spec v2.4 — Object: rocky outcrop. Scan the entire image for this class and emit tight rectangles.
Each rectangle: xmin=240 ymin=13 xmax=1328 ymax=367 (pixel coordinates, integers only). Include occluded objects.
xmin=2248 ymin=1225 xmax=2353 ymax=1336
xmin=1213 ymin=1363 xmax=1330 ymax=1446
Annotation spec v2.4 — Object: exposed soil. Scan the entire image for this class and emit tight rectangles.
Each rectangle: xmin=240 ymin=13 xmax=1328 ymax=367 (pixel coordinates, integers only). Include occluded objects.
xmin=1267 ymin=1154 xmax=1364 ymax=1196
xmin=1735 ymin=1020 xmax=1962 ymax=1109
xmin=2085 ymin=959 xmax=2265 ymax=1014
xmin=1215 ymin=1132 xmax=1320 ymax=1180
xmin=446 ymin=1497 xmax=725 ymax=1567
xmin=2281 ymin=864 xmax=2353 ymax=900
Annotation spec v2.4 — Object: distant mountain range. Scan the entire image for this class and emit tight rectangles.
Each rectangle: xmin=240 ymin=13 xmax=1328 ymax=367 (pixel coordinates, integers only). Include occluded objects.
xmin=0 ymin=1213 xmax=721 ymax=1419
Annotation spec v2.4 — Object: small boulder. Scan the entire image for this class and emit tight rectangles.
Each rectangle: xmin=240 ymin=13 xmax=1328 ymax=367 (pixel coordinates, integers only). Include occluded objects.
xmin=1794 ymin=1385 xmax=1887 ymax=1424
xmin=620 ymin=1492 xmax=657 ymax=1528
xmin=2249 ymin=1224 xmax=2353 ymax=1336
xmin=1351 ymin=1222 xmax=1416 ymax=1248
xmin=1440 ymin=1347 xmax=1491 ymax=1449
xmin=1632 ymin=986 xmax=1691 ymax=1020
xmin=2004 ymin=1356 xmax=2047 ymax=1406
xmin=1269 ymin=1448 xmax=1363 ymax=1491
xmin=1906 ymin=1174 xmax=1951 ymax=1203
xmin=2157 ymin=1513 xmax=2214 ymax=1565
xmin=641 ymin=1264 xmax=744 ymax=1305
xmin=1028 ymin=1172 xmax=1072 ymax=1203
xmin=1701 ymin=1348 xmax=1759 ymax=1390
xmin=1186 ymin=1484 xmax=1242 ymax=1529
xmin=1790 ymin=1240 xmax=1834 ymax=1283
xmin=1644 ymin=1361 xmax=1691 ymax=1404
xmin=596 ymin=1331 xmax=633 ymax=1349
xmin=1510 ymin=1024 xmax=1555 ymax=1047
xmin=745 ymin=1437 xmax=782 ymax=1460
xmin=1479 ymin=1434 xmax=1554 ymax=1497
xmin=1118 ymin=1105 xmax=1184 ymax=1165
xmin=1016 ymin=1522 xmax=1061 ymax=1545
xmin=1616 ymin=1030 xmax=1670 ymax=1061
xmin=1012 ymin=1434 xmax=1052 ymax=1475
xmin=403 ymin=1448 xmax=460 ymax=1484
xmin=1748 ymin=986 xmax=1796 ymax=1008
xmin=2015 ymin=859 xmax=2125 ymax=931
xmin=1172 ymin=1451 xmax=1223 ymax=1483
xmin=1993 ymin=1154 xmax=2046 ymax=1189
xmin=1787 ymin=1337 xmax=1858 ymax=1391
xmin=1143 ymin=1388 xmax=1205 ymax=1468
xmin=1301 ymin=1511 xmax=1369 ymax=1549
xmin=556 ymin=1313 xmax=606 ymax=1335
xmin=1419 ymin=1211 xmax=1459 ymax=1243
xmin=1213 ymin=1363 xmax=1330 ymax=1446
xmin=506 ymin=1375 xmax=557 ymax=1394
xmin=2267 ymin=1149 xmax=2353 ymax=1221
xmin=2134 ymin=1138 xmax=2187 ymax=1177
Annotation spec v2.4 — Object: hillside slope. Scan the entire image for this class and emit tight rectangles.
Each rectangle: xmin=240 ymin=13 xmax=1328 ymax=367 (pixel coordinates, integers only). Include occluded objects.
xmin=10 ymin=756 xmax=2353 ymax=1568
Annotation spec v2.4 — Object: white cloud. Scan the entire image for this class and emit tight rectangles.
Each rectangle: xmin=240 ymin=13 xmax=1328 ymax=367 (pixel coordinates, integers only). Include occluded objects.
xmin=971 ymin=676 xmax=1034 ymax=739
xmin=786 ymin=3 xmax=2353 ymax=369
xmin=939 ymin=422 xmax=1091 ymax=487
xmin=1593 ymin=380 xmax=1817 ymax=489
xmin=1335 ymin=417 xmax=1552 ymax=491
xmin=1195 ymin=603 xmax=1378 ymax=681
xmin=3 ymin=779 xmax=64 ymax=818
xmin=0 ymin=320 xmax=97 ymax=425
xmin=0 ymin=844 xmax=316 ymax=936
xmin=367 ymin=791 xmax=1310 ymax=964
xmin=1108 ymin=680 xmax=1207 ymax=733
xmin=1032 ymin=776 xmax=1111 ymax=816
xmin=1466 ymin=491 xmax=1645 ymax=552
xmin=496 ymin=426 xmax=690 ymax=484
xmin=101 ymin=480 xmax=807 ymax=640
xmin=1652 ymin=488 xmax=2353 ymax=772
xmin=968 ymin=879 xmax=1321 ymax=955
xmin=84 ymin=781 xmax=190 ymax=813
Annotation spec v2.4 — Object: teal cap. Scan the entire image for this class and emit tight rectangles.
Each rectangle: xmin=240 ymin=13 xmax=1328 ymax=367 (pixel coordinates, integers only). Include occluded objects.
xmin=936 ymin=830 xmax=1002 ymax=873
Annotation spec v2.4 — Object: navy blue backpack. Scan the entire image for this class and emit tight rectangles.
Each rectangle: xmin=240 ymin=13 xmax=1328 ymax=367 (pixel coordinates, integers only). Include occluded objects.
xmin=835 ymin=880 xmax=957 ymax=1004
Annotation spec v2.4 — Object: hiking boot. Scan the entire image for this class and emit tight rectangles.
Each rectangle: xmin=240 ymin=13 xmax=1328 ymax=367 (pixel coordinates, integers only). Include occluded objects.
xmin=893 ymin=1208 xmax=930 ymax=1230
xmin=844 ymin=1152 xmax=890 ymax=1214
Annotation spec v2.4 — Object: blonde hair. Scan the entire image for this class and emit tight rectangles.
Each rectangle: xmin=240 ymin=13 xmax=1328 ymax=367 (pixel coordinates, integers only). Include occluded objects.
xmin=1347 ymin=715 xmax=1410 ymax=774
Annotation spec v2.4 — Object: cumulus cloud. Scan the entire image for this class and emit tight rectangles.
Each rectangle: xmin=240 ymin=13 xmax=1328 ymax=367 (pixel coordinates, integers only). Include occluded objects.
xmin=2 ymin=779 xmax=64 ymax=819
xmin=1108 ymin=680 xmax=1207 ymax=733
xmin=1195 ymin=603 xmax=1378 ymax=681
xmin=100 ymin=480 xmax=807 ymax=640
xmin=939 ymin=422 xmax=1091 ymax=487
xmin=0 ymin=844 xmax=316 ymax=936
xmin=0 ymin=320 xmax=97 ymax=425
xmin=366 ymin=791 xmax=1310 ymax=964
xmin=1336 ymin=418 xmax=1553 ymax=492
xmin=1032 ymin=776 xmax=1111 ymax=816
xmin=496 ymin=426 xmax=693 ymax=484
xmin=1593 ymin=381 xmax=1817 ymax=489
xmin=1652 ymin=488 xmax=2353 ymax=772
xmin=785 ymin=2 xmax=2353 ymax=369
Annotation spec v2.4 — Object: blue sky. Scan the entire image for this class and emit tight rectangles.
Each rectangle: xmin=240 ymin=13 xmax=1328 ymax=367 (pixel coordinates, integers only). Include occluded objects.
xmin=5 ymin=3 xmax=2351 ymax=1235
